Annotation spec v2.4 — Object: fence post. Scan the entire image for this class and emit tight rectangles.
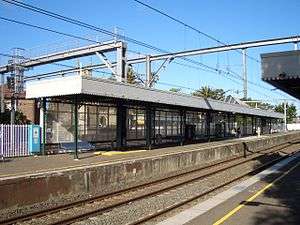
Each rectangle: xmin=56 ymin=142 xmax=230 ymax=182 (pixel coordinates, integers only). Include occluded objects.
xmin=0 ymin=125 xmax=3 ymax=160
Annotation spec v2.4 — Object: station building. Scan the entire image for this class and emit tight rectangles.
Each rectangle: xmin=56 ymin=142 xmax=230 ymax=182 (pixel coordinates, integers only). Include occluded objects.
xmin=26 ymin=75 xmax=283 ymax=151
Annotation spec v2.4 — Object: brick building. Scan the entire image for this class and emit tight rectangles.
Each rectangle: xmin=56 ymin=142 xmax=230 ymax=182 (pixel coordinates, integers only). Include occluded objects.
xmin=1 ymin=84 xmax=38 ymax=123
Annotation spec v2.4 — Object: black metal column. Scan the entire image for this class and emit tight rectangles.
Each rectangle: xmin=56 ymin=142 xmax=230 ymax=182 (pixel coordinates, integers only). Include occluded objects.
xmin=116 ymin=101 xmax=127 ymax=148
xmin=206 ymin=111 xmax=211 ymax=141
xmin=252 ymin=116 xmax=255 ymax=135
xmin=226 ymin=113 xmax=230 ymax=137
xmin=145 ymin=107 xmax=153 ymax=149
xmin=180 ymin=110 xmax=186 ymax=145
xmin=42 ymin=98 xmax=46 ymax=155
xmin=243 ymin=115 xmax=247 ymax=136
xmin=74 ymin=96 xmax=79 ymax=160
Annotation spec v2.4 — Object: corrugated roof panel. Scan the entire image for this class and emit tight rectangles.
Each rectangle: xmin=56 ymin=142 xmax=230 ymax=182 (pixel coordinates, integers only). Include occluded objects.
xmin=25 ymin=76 xmax=283 ymax=119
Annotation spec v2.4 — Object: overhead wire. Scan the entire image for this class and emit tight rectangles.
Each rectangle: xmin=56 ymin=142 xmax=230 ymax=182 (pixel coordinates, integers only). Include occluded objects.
xmin=1 ymin=0 xmax=255 ymax=83
xmin=132 ymin=0 xmax=289 ymax=98
xmin=0 ymin=15 xmax=225 ymax=78
xmin=133 ymin=0 xmax=260 ymax=63
xmin=0 ymin=0 xmax=288 ymax=100
xmin=0 ymin=16 xmax=277 ymax=98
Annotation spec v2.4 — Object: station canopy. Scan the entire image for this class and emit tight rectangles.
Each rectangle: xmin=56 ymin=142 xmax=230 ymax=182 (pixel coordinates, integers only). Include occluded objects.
xmin=26 ymin=75 xmax=283 ymax=119
xmin=262 ymin=50 xmax=300 ymax=99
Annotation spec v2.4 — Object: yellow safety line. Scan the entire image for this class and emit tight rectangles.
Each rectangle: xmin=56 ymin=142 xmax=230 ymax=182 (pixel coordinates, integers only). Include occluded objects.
xmin=94 ymin=150 xmax=147 ymax=155
xmin=213 ymin=161 xmax=300 ymax=225
xmin=101 ymin=150 xmax=147 ymax=156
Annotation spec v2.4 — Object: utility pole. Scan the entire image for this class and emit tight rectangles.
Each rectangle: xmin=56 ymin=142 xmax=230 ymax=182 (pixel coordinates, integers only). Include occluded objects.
xmin=9 ymin=48 xmax=25 ymax=124
xmin=145 ymin=55 xmax=151 ymax=87
xmin=283 ymin=100 xmax=287 ymax=132
xmin=242 ymin=48 xmax=247 ymax=99
xmin=294 ymin=42 xmax=298 ymax=50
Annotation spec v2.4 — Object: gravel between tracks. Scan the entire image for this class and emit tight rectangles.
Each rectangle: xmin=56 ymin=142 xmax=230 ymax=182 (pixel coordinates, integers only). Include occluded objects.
xmin=70 ymin=154 xmax=280 ymax=225
xmin=13 ymin=144 xmax=300 ymax=225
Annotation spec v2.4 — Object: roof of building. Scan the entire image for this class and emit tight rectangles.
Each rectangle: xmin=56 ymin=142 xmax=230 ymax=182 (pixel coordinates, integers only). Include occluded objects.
xmin=25 ymin=75 xmax=283 ymax=119
xmin=224 ymin=95 xmax=250 ymax=107
xmin=261 ymin=50 xmax=300 ymax=99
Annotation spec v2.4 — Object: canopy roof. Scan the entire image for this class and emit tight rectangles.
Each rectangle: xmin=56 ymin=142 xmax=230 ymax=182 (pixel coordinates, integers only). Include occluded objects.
xmin=26 ymin=76 xmax=283 ymax=119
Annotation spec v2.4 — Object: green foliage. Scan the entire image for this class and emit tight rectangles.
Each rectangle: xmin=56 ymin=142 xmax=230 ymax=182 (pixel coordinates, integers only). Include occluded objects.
xmin=274 ymin=103 xmax=297 ymax=123
xmin=127 ymin=66 xmax=138 ymax=84
xmin=192 ymin=86 xmax=225 ymax=101
xmin=0 ymin=110 xmax=30 ymax=124
xmin=169 ymin=88 xmax=181 ymax=93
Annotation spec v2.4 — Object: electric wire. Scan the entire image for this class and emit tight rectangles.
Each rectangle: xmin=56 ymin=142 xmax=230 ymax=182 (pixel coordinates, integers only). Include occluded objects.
xmin=0 ymin=0 xmax=288 ymax=99
xmin=0 ymin=0 xmax=250 ymax=81
xmin=132 ymin=0 xmax=290 ymax=97
xmin=133 ymin=0 xmax=260 ymax=63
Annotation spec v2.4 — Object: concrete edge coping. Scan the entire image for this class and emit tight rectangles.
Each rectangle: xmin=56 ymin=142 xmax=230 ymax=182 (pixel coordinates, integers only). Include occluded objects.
xmin=156 ymin=151 xmax=300 ymax=225
xmin=0 ymin=133 xmax=294 ymax=181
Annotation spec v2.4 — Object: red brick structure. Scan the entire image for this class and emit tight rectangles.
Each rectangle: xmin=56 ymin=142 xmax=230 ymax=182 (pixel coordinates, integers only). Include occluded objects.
xmin=1 ymin=85 xmax=38 ymax=123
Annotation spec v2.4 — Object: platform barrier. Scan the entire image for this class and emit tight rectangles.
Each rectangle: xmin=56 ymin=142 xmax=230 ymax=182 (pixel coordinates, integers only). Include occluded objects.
xmin=0 ymin=124 xmax=40 ymax=158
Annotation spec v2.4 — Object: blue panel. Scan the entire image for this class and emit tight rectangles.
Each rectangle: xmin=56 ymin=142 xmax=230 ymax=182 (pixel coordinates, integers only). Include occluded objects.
xmin=28 ymin=125 xmax=41 ymax=154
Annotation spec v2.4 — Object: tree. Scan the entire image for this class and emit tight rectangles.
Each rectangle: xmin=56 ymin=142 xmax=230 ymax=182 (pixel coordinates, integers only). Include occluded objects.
xmin=169 ymin=88 xmax=181 ymax=93
xmin=274 ymin=103 xmax=297 ymax=123
xmin=0 ymin=110 xmax=30 ymax=124
xmin=242 ymin=97 xmax=274 ymax=110
xmin=127 ymin=66 xmax=138 ymax=84
xmin=192 ymin=86 xmax=225 ymax=101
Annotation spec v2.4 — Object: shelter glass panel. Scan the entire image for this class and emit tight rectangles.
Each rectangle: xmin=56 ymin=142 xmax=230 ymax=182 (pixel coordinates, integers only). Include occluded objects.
xmin=46 ymin=102 xmax=116 ymax=144
xmin=154 ymin=109 xmax=181 ymax=144
xmin=186 ymin=111 xmax=207 ymax=138
xmin=127 ymin=108 xmax=145 ymax=140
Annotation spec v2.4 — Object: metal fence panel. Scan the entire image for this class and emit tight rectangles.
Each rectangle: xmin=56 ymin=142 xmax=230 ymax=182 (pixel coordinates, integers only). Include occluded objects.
xmin=0 ymin=124 xmax=30 ymax=158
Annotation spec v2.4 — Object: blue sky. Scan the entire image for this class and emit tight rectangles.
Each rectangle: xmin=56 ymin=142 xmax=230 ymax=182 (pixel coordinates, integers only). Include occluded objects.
xmin=0 ymin=0 xmax=300 ymax=111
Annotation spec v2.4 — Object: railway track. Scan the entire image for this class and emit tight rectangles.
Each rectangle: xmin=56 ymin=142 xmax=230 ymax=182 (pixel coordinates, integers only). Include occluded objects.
xmin=1 ymin=141 xmax=299 ymax=225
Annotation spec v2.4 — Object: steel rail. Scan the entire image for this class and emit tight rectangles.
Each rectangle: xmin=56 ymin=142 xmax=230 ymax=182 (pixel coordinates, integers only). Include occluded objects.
xmin=129 ymin=153 xmax=297 ymax=225
xmin=0 ymin=140 xmax=297 ymax=225
xmin=48 ymin=147 xmax=295 ymax=225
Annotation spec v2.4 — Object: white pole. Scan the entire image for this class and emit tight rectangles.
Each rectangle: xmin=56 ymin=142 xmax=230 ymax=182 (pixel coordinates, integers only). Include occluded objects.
xmin=242 ymin=49 xmax=247 ymax=99
xmin=146 ymin=55 xmax=151 ymax=87
xmin=284 ymin=100 xmax=287 ymax=132
xmin=294 ymin=42 xmax=298 ymax=50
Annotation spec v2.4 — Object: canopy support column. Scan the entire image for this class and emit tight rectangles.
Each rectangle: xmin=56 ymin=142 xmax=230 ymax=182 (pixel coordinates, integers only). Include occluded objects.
xmin=74 ymin=96 xmax=79 ymax=160
xmin=146 ymin=107 xmax=153 ymax=150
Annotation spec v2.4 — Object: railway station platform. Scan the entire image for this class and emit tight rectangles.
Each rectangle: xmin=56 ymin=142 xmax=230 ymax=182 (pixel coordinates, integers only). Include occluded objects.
xmin=158 ymin=147 xmax=300 ymax=225
xmin=0 ymin=133 xmax=295 ymax=179
xmin=0 ymin=131 xmax=300 ymax=221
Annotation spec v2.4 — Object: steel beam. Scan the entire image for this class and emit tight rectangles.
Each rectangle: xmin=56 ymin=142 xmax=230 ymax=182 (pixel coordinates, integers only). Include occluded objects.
xmin=116 ymin=42 xmax=127 ymax=82
xmin=24 ymin=35 xmax=300 ymax=81
xmin=96 ymin=52 xmax=116 ymax=76
xmin=0 ymin=41 xmax=124 ymax=74
xmin=150 ymin=35 xmax=300 ymax=61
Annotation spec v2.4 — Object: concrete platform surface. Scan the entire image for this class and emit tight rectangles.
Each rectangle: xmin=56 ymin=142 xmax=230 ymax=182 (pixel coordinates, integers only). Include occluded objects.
xmin=158 ymin=151 xmax=300 ymax=225
xmin=0 ymin=135 xmax=269 ymax=179
xmin=0 ymin=132 xmax=299 ymax=213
